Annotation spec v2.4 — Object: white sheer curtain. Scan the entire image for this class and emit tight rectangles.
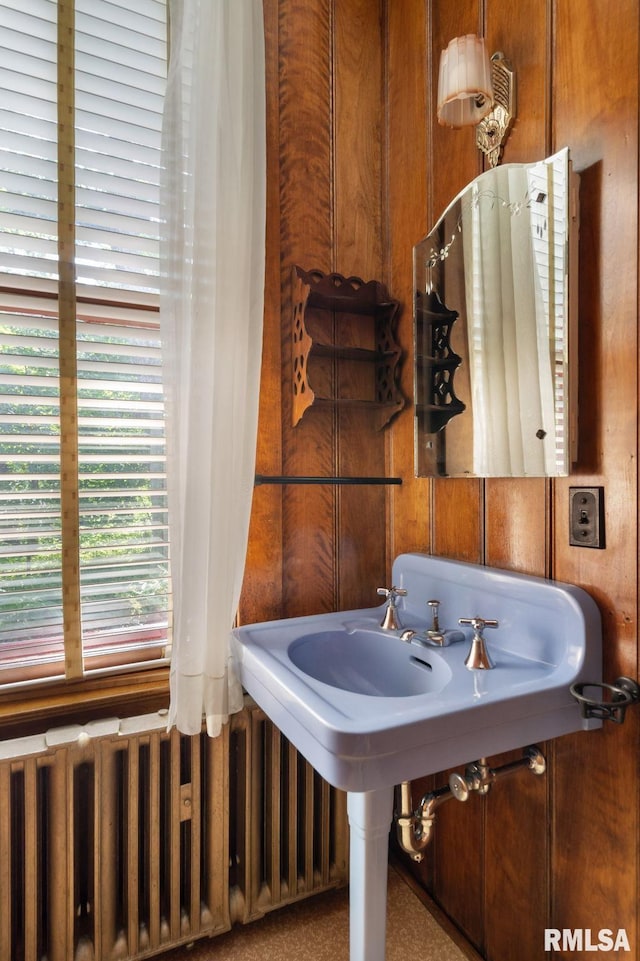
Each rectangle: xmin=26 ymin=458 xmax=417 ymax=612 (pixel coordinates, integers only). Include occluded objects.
xmin=160 ymin=0 xmax=266 ymax=736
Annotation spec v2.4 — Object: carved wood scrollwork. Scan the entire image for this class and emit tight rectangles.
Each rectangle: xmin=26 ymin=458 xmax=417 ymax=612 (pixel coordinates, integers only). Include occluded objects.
xmin=291 ymin=266 xmax=404 ymax=430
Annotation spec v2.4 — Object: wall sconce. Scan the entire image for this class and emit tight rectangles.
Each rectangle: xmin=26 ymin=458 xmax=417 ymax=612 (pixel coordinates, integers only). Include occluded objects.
xmin=436 ymin=35 xmax=516 ymax=168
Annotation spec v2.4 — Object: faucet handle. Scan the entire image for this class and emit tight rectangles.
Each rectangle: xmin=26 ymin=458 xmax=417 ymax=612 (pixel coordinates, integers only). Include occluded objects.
xmin=377 ymin=586 xmax=407 ymax=601
xmin=377 ymin=586 xmax=407 ymax=631
xmin=459 ymin=616 xmax=499 ymax=633
xmin=458 ymin=617 xmax=499 ymax=670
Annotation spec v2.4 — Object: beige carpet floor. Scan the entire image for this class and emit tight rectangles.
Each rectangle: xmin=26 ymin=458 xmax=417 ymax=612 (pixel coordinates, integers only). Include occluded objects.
xmin=158 ymin=865 xmax=475 ymax=961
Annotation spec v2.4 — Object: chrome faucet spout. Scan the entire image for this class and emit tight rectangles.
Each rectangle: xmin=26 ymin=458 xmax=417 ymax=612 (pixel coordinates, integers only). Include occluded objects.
xmin=424 ymin=599 xmax=465 ymax=646
xmin=400 ymin=599 xmax=465 ymax=647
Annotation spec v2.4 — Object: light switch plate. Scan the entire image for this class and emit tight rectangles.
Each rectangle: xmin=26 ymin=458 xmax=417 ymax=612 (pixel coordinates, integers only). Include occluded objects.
xmin=569 ymin=487 xmax=605 ymax=549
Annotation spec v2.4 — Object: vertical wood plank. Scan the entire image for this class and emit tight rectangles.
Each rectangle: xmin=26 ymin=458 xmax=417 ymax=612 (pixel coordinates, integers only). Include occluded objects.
xmin=393 ymin=39 xmax=487 ymax=916
xmin=484 ymin=0 xmax=551 ymax=580
xmin=278 ymin=0 xmax=337 ymax=619
xmin=333 ymin=0 xmax=383 ymax=280
xmin=417 ymin=3 xmax=485 ymax=949
xmin=481 ymin=4 xmax=552 ymax=960
xmin=386 ymin=0 xmax=432 ymax=560
xmin=551 ymin=1 xmax=639 ymax=956
xmin=336 ymin=425 xmax=388 ymax=611
xmin=483 ymin=749 xmax=549 ymax=961
xmin=430 ymin=780 xmax=483 ymax=952
xmin=486 ymin=1 xmax=551 ymax=169
xmin=334 ymin=0 xmax=388 ymax=611
xmin=239 ymin=0 xmax=285 ymax=626
xmin=430 ymin=0 xmax=484 ymax=570
xmin=485 ymin=479 xmax=549 ymax=575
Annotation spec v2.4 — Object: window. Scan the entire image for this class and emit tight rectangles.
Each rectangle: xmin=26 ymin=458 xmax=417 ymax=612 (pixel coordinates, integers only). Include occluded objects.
xmin=0 ymin=0 xmax=170 ymax=686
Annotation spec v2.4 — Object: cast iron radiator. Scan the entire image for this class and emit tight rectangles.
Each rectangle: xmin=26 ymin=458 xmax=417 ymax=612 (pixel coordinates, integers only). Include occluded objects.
xmin=0 ymin=697 xmax=349 ymax=961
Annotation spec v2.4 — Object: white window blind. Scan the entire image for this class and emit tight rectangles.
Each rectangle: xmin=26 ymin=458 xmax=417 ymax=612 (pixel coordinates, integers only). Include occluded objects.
xmin=75 ymin=0 xmax=166 ymax=298
xmin=0 ymin=0 xmax=170 ymax=685
xmin=0 ymin=1 xmax=58 ymax=289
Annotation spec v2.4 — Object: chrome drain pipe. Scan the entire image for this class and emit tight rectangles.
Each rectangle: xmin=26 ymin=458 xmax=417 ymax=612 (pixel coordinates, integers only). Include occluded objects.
xmin=395 ymin=745 xmax=546 ymax=861
xmin=394 ymin=780 xmax=455 ymax=862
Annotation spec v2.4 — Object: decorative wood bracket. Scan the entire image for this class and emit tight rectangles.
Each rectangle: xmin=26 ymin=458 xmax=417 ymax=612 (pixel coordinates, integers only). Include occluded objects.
xmin=291 ymin=266 xmax=405 ymax=430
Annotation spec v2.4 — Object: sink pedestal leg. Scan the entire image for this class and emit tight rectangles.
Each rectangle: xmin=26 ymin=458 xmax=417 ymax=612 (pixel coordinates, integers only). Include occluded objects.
xmin=347 ymin=787 xmax=394 ymax=961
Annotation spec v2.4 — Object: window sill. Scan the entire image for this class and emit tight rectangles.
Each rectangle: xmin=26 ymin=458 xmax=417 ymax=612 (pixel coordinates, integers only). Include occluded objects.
xmin=0 ymin=667 xmax=170 ymax=741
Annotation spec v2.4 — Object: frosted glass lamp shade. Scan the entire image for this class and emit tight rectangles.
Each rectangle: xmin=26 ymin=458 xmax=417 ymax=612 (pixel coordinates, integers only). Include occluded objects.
xmin=437 ymin=35 xmax=494 ymax=129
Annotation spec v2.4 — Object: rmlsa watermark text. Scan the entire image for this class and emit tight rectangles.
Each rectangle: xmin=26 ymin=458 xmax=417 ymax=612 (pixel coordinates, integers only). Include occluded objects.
xmin=544 ymin=929 xmax=631 ymax=952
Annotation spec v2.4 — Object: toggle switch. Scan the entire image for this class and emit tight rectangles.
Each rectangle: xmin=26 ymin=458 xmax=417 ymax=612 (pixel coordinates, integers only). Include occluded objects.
xmin=569 ymin=487 xmax=605 ymax=549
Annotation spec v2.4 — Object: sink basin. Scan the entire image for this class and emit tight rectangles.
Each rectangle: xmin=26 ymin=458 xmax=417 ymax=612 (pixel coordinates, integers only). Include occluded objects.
xmin=288 ymin=628 xmax=451 ymax=697
xmin=231 ymin=553 xmax=602 ymax=793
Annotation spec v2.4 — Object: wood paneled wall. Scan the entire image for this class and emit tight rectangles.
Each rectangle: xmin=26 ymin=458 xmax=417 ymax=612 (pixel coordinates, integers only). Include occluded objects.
xmin=241 ymin=1 xmax=640 ymax=959
xmin=241 ymin=0 xmax=391 ymax=628
xmin=387 ymin=3 xmax=639 ymax=959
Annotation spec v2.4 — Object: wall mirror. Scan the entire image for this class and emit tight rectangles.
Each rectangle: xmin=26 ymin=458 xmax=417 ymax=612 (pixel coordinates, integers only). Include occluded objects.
xmin=414 ymin=148 xmax=579 ymax=477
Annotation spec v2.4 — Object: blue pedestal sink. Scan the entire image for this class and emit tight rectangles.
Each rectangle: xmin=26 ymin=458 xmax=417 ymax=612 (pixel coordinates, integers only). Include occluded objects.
xmin=231 ymin=553 xmax=602 ymax=961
